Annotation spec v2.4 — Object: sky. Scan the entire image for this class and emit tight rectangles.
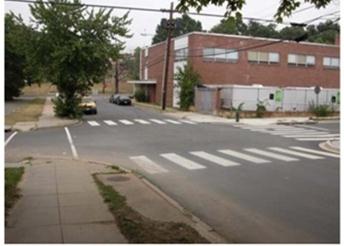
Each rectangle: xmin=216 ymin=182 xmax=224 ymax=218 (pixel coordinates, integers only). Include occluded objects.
xmin=4 ymin=0 xmax=340 ymax=53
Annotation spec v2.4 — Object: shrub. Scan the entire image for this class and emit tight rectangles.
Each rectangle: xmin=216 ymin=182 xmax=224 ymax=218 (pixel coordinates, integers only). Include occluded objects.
xmin=52 ymin=95 xmax=82 ymax=119
xmin=134 ymin=88 xmax=148 ymax=102
xmin=256 ymin=100 xmax=267 ymax=118
xmin=309 ymin=102 xmax=331 ymax=117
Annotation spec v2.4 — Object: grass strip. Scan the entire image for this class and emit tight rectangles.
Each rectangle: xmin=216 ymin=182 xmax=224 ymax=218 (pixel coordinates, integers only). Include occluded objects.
xmin=93 ymin=174 xmax=208 ymax=243
xmin=5 ymin=98 xmax=46 ymax=125
xmin=5 ymin=167 xmax=25 ymax=218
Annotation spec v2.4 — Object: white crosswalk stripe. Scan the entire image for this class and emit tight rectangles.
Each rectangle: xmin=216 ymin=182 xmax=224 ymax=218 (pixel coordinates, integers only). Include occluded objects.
xmin=88 ymin=121 xmax=100 ymax=126
xmin=296 ymin=137 xmax=340 ymax=141
xmin=164 ymin=119 xmax=182 ymax=124
xmin=270 ymin=130 xmax=319 ymax=135
xmin=160 ymin=153 xmax=206 ymax=170
xmin=244 ymin=148 xmax=299 ymax=162
xmin=268 ymin=147 xmax=324 ymax=160
xmin=179 ymin=119 xmax=197 ymax=125
xmin=103 ymin=120 xmax=117 ymax=126
xmin=149 ymin=119 xmax=166 ymax=124
xmin=119 ymin=119 xmax=134 ymax=125
xmin=281 ymin=133 xmax=333 ymax=138
xmin=218 ymin=149 xmax=270 ymax=164
xmin=130 ymin=156 xmax=168 ymax=174
xmin=134 ymin=119 xmax=151 ymax=125
xmin=190 ymin=151 xmax=240 ymax=167
xmin=290 ymin=146 xmax=340 ymax=158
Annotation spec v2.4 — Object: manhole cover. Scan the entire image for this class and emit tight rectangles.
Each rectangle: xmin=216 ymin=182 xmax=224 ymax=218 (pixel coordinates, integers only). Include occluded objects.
xmin=106 ymin=175 xmax=130 ymax=182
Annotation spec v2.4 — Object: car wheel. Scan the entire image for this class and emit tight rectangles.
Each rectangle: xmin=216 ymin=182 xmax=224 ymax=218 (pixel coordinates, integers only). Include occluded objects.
xmin=93 ymin=109 xmax=97 ymax=114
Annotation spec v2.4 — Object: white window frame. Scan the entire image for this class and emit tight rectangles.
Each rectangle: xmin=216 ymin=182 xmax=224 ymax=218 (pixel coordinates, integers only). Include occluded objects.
xmin=248 ymin=51 xmax=279 ymax=64
xmin=288 ymin=53 xmax=316 ymax=67
xmin=203 ymin=47 xmax=238 ymax=63
xmin=323 ymin=57 xmax=340 ymax=69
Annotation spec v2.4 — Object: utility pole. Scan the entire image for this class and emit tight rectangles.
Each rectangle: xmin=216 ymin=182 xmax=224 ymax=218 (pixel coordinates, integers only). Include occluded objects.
xmin=161 ymin=2 xmax=174 ymax=110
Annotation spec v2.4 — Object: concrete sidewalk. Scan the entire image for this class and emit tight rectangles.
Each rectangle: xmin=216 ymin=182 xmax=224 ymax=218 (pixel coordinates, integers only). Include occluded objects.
xmin=5 ymin=159 xmax=127 ymax=243
xmin=164 ymin=111 xmax=315 ymax=125
xmin=319 ymin=140 xmax=340 ymax=154
xmin=12 ymin=97 xmax=79 ymax=132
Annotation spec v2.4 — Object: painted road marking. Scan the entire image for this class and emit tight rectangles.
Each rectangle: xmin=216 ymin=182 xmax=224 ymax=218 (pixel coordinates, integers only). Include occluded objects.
xmin=244 ymin=148 xmax=299 ymax=162
xmin=294 ymin=125 xmax=330 ymax=131
xmin=270 ymin=130 xmax=319 ymax=135
xmin=218 ymin=149 xmax=270 ymax=164
xmin=119 ymin=119 xmax=134 ymax=125
xmin=290 ymin=146 xmax=340 ymax=158
xmin=64 ymin=127 xmax=79 ymax=159
xmin=103 ymin=120 xmax=117 ymax=126
xmin=179 ymin=119 xmax=197 ymax=125
xmin=190 ymin=151 xmax=240 ymax=167
xmin=164 ymin=119 xmax=182 ymax=125
xmin=268 ymin=147 xmax=324 ymax=160
xmin=5 ymin=131 xmax=18 ymax=147
xmin=134 ymin=119 xmax=151 ymax=125
xmin=130 ymin=156 xmax=168 ymax=174
xmin=282 ymin=133 xmax=335 ymax=138
xmin=160 ymin=153 xmax=206 ymax=170
xmin=150 ymin=119 xmax=166 ymax=124
xmin=88 ymin=121 xmax=100 ymax=126
xmin=296 ymin=137 xmax=340 ymax=141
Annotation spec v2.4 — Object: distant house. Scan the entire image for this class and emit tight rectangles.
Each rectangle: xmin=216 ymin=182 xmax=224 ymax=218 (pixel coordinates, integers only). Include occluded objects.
xmin=131 ymin=32 xmax=339 ymax=108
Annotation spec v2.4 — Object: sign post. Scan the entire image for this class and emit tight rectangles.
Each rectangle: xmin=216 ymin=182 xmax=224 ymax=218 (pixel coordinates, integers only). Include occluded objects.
xmin=314 ymin=85 xmax=321 ymax=106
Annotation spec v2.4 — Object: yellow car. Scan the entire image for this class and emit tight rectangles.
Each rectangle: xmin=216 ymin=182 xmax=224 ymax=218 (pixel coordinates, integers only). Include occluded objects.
xmin=79 ymin=97 xmax=97 ymax=114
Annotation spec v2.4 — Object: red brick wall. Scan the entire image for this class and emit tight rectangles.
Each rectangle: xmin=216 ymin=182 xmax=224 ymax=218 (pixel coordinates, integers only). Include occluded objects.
xmin=188 ymin=33 xmax=339 ymax=89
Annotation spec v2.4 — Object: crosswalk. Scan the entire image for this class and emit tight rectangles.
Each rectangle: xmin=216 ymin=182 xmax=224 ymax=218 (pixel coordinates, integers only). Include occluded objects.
xmin=129 ymin=146 xmax=339 ymax=175
xmin=233 ymin=124 xmax=340 ymax=142
xmin=86 ymin=118 xmax=198 ymax=127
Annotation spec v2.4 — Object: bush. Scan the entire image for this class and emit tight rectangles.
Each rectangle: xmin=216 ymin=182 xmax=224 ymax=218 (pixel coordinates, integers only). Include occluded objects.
xmin=256 ymin=101 xmax=267 ymax=118
xmin=309 ymin=103 xmax=331 ymax=117
xmin=134 ymin=88 xmax=148 ymax=102
xmin=52 ymin=95 xmax=82 ymax=119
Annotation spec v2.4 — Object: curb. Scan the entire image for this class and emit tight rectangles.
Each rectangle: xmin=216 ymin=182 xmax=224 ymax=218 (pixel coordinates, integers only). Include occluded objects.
xmin=276 ymin=120 xmax=317 ymax=125
xmin=310 ymin=116 xmax=340 ymax=121
xmin=11 ymin=119 xmax=82 ymax=132
xmin=319 ymin=141 xmax=340 ymax=154
xmin=7 ymin=155 xmax=227 ymax=243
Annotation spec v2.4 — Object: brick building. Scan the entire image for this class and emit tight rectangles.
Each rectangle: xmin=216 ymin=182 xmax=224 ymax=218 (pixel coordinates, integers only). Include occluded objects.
xmin=132 ymin=32 xmax=339 ymax=108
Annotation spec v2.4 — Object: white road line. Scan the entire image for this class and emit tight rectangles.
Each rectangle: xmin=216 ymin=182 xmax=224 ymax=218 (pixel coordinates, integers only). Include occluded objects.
xmin=103 ymin=120 xmax=117 ymax=126
xmin=149 ymin=119 xmax=166 ymax=124
xmin=119 ymin=119 xmax=134 ymax=125
xmin=270 ymin=131 xmax=319 ymax=135
xmin=64 ymin=127 xmax=79 ymax=159
xmin=130 ymin=156 xmax=168 ymax=174
xmin=218 ymin=149 xmax=270 ymax=164
xmin=244 ymin=148 xmax=299 ymax=162
xmin=268 ymin=147 xmax=324 ymax=160
xmin=134 ymin=119 xmax=151 ymax=125
xmin=179 ymin=119 xmax=197 ymax=125
xmin=164 ymin=119 xmax=182 ymax=124
xmin=160 ymin=153 xmax=206 ymax=170
xmin=290 ymin=146 xmax=340 ymax=158
xmin=294 ymin=125 xmax=330 ymax=131
xmin=296 ymin=137 xmax=340 ymax=141
xmin=5 ymin=131 xmax=18 ymax=147
xmin=88 ymin=121 xmax=100 ymax=126
xmin=190 ymin=151 xmax=240 ymax=167
xmin=282 ymin=133 xmax=335 ymax=138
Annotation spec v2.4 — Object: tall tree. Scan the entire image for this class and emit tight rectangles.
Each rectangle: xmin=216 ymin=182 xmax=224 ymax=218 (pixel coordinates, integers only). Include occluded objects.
xmin=279 ymin=25 xmax=308 ymax=41
xmin=152 ymin=14 xmax=202 ymax=44
xmin=176 ymin=0 xmax=334 ymax=22
xmin=245 ymin=21 xmax=280 ymax=39
xmin=29 ymin=0 xmax=131 ymax=118
xmin=210 ymin=16 xmax=247 ymax=35
xmin=307 ymin=20 xmax=339 ymax=44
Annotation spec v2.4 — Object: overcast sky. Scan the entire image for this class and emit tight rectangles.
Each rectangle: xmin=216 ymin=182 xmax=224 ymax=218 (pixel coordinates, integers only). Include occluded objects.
xmin=5 ymin=0 xmax=340 ymax=53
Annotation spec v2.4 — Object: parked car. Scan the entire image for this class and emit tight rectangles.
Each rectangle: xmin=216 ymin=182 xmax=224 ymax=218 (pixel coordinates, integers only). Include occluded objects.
xmin=115 ymin=95 xmax=132 ymax=106
xmin=79 ymin=97 xmax=97 ymax=114
xmin=109 ymin=94 xmax=119 ymax=103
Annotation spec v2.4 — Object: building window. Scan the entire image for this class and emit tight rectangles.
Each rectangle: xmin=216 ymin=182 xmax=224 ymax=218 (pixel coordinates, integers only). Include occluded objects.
xmin=174 ymin=48 xmax=188 ymax=61
xmin=288 ymin=54 xmax=315 ymax=67
xmin=323 ymin=57 xmax=339 ymax=69
xmin=203 ymin=47 xmax=238 ymax=63
xmin=248 ymin=51 xmax=279 ymax=64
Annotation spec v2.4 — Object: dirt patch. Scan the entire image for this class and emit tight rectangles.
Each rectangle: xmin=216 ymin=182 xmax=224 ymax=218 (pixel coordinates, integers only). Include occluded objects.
xmin=5 ymin=98 xmax=46 ymax=125
xmin=21 ymin=83 xmax=56 ymax=97
xmin=93 ymin=174 xmax=208 ymax=243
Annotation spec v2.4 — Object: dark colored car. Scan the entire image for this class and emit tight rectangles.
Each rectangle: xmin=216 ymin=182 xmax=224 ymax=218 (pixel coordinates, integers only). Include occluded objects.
xmin=115 ymin=95 xmax=132 ymax=106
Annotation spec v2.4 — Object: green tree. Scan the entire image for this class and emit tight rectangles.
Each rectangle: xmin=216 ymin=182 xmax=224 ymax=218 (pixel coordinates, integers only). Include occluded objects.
xmin=5 ymin=13 xmax=37 ymax=100
xmin=279 ymin=25 xmax=307 ymax=41
xmin=210 ymin=16 xmax=247 ymax=34
xmin=307 ymin=20 xmax=339 ymax=44
xmin=175 ymin=64 xmax=201 ymax=110
xmin=29 ymin=0 xmax=131 ymax=118
xmin=152 ymin=14 xmax=202 ymax=44
xmin=245 ymin=21 xmax=280 ymax=38
xmin=123 ymin=47 xmax=141 ymax=80
xmin=176 ymin=0 xmax=333 ymax=22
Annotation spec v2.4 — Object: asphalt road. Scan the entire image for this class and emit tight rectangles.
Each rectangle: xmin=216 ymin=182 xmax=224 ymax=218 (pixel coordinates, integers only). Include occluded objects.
xmin=5 ymin=95 xmax=340 ymax=243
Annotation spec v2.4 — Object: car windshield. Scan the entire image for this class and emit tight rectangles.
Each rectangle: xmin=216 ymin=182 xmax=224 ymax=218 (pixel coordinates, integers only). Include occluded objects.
xmin=120 ymin=96 xmax=130 ymax=99
xmin=82 ymin=98 xmax=93 ymax=103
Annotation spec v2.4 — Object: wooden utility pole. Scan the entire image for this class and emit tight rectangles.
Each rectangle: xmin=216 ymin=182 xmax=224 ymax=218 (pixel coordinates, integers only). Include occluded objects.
xmin=114 ymin=60 xmax=119 ymax=94
xmin=161 ymin=2 xmax=174 ymax=110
